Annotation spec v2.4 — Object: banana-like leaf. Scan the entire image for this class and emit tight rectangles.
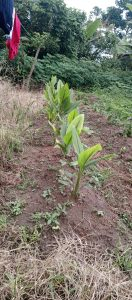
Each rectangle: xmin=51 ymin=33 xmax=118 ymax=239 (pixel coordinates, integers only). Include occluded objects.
xmin=60 ymin=121 xmax=67 ymax=139
xmin=63 ymin=131 xmax=72 ymax=146
xmin=64 ymin=102 xmax=79 ymax=115
xmin=86 ymin=19 xmax=101 ymax=39
xmin=67 ymin=114 xmax=84 ymax=135
xmin=45 ymin=85 xmax=53 ymax=103
xmin=58 ymin=83 xmax=70 ymax=105
xmin=57 ymin=79 xmax=63 ymax=92
xmin=78 ymin=144 xmax=102 ymax=171
xmin=63 ymin=114 xmax=84 ymax=145
xmin=51 ymin=75 xmax=57 ymax=90
xmin=72 ymin=127 xmax=84 ymax=155
xmin=68 ymin=109 xmax=79 ymax=124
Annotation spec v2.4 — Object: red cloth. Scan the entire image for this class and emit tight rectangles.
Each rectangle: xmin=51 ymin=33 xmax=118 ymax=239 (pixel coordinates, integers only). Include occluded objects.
xmin=6 ymin=14 xmax=21 ymax=60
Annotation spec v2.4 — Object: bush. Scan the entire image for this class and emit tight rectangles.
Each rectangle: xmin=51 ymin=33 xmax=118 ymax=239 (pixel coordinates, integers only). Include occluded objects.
xmin=0 ymin=50 xmax=132 ymax=90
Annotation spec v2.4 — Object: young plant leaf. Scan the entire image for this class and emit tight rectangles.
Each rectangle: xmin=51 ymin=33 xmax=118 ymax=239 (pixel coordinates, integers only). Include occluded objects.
xmin=85 ymin=154 xmax=115 ymax=168
xmin=63 ymin=131 xmax=72 ymax=145
xmin=78 ymin=144 xmax=102 ymax=171
xmin=60 ymin=121 xmax=67 ymax=139
xmin=57 ymin=79 xmax=63 ymax=92
xmin=72 ymin=126 xmax=84 ymax=155
xmin=67 ymin=114 xmax=84 ymax=135
xmin=63 ymin=114 xmax=84 ymax=146
xmin=68 ymin=109 xmax=79 ymax=124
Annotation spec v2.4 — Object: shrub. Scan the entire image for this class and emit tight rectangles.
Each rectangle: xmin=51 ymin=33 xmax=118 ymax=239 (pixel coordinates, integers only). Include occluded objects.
xmin=1 ymin=51 xmax=132 ymax=90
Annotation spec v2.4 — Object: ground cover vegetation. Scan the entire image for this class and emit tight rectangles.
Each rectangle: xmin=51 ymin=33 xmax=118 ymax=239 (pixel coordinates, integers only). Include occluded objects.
xmin=0 ymin=0 xmax=132 ymax=299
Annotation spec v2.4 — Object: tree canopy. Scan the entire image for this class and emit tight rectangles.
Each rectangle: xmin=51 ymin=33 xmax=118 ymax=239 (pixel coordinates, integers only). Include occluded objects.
xmin=0 ymin=0 xmax=131 ymax=87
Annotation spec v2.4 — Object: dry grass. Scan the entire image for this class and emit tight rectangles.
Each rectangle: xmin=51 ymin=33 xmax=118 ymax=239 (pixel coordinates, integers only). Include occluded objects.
xmin=0 ymin=234 xmax=131 ymax=300
xmin=0 ymin=79 xmax=43 ymax=162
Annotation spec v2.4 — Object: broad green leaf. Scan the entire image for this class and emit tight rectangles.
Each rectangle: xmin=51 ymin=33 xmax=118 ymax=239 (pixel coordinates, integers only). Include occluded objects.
xmin=78 ymin=144 xmax=102 ymax=171
xmin=58 ymin=83 xmax=70 ymax=105
xmin=68 ymin=109 xmax=79 ymax=124
xmin=72 ymin=127 xmax=84 ymax=155
xmin=51 ymin=76 xmax=57 ymax=89
xmin=63 ymin=131 xmax=72 ymax=145
xmin=86 ymin=19 xmax=101 ymax=39
xmin=67 ymin=114 xmax=84 ymax=135
xmin=64 ymin=114 xmax=84 ymax=146
xmin=45 ymin=85 xmax=54 ymax=103
xmin=60 ymin=121 xmax=67 ymax=139
xmin=65 ymin=102 xmax=79 ymax=115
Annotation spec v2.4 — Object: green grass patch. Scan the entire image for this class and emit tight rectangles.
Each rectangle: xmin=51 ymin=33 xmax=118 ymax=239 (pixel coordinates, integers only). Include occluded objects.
xmin=92 ymin=86 xmax=132 ymax=136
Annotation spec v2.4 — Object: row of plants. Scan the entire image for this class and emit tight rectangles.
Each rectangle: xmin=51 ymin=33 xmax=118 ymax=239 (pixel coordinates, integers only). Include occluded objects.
xmin=44 ymin=76 xmax=113 ymax=197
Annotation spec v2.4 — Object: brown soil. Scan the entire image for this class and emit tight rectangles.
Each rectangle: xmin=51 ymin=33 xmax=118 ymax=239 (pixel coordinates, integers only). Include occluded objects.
xmin=0 ymin=104 xmax=132 ymax=252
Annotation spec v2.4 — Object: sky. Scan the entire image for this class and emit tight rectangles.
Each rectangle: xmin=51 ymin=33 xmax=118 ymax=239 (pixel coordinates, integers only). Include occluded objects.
xmin=64 ymin=0 xmax=116 ymax=15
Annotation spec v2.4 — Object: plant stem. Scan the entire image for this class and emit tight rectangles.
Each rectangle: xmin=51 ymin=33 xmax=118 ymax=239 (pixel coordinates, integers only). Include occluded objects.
xmin=73 ymin=169 xmax=82 ymax=198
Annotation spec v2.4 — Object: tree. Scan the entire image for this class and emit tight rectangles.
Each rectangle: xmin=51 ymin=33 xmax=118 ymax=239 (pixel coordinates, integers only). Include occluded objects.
xmin=24 ymin=32 xmax=50 ymax=89
xmin=102 ymin=7 xmax=126 ymax=31
xmin=15 ymin=0 xmax=87 ymax=58
xmin=90 ymin=6 xmax=103 ymax=19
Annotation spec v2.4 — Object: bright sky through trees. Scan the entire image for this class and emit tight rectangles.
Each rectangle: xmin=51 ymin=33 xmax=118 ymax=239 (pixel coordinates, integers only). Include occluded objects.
xmin=65 ymin=0 xmax=116 ymax=14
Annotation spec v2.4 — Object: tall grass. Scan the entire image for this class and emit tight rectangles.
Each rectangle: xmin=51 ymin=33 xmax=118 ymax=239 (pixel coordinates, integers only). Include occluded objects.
xmin=0 ymin=80 xmax=43 ymax=162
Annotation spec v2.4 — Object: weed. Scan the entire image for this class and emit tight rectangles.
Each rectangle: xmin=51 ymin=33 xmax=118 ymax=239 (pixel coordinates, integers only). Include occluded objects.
xmin=42 ymin=188 xmax=52 ymax=199
xmin=17 ymin=172 xmax=37 ymax=191
xmin=44 ymin=211 xmax=60 ymax=230
xmin=116 ymin=248 xmax=132 ymax=274
xmin=8 ymin=200 xmax=24 ymax=216
xmin=5 ymin=273 xmax=21 ymax=299
xmin=90 ymin=86 xmax=132 ymax=134
xmin=87 ymin=167 xmax=111 ymax=188
xmin=32 ymin=212 xmax=44 ymax=222
xmin=44 ymin=202 xmax=72 ymax=230
xmin=58 ymin=169 xmax=73 ymax=186
xmin=123 ymin=118 xmax=132 ymax=137
xmin=58 ymin=169 xmax=74 ymax=194
xmin=0 ymin=81 xmax=40 ymax=161
xmin=20 ymin=225 xmax=42 ymax=243
xmin=120 ymin=213 xmax=132 ymax=230
xmin=0 ymin=127 xmax=22 ymax=160
xmin=0 ymin=214 xmax=7 ymax=230
xmin=120 ymin=146 xmax=127 ymax=154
